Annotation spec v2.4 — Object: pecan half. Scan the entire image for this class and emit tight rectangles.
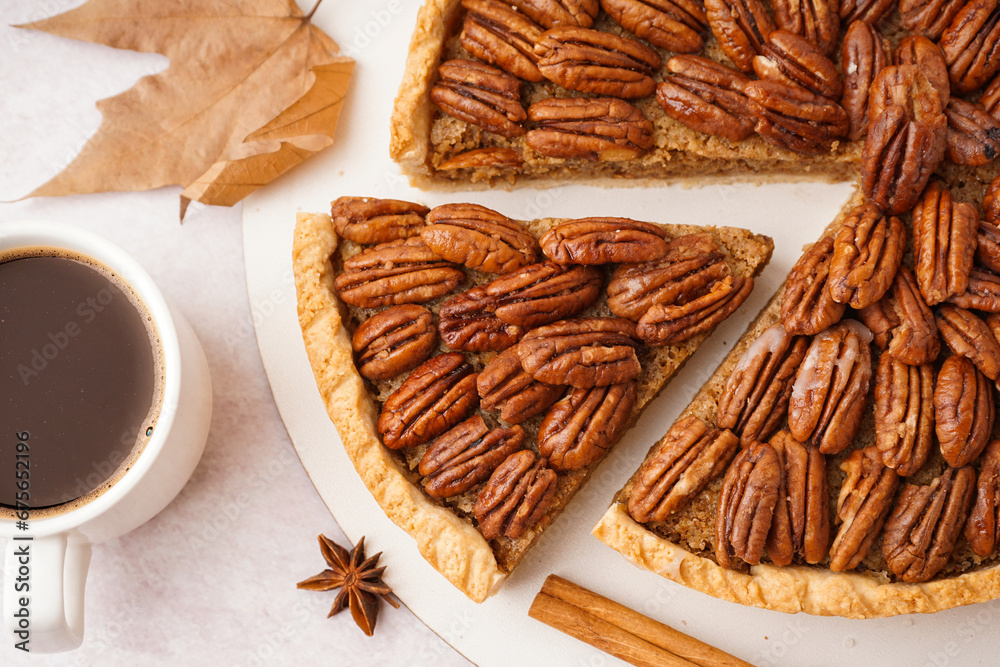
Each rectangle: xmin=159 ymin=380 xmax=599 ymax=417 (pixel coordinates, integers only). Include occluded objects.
xmin=913 ymin=181 xmax=979 ymax=305
xmin=939 ymin=0 xmax=1000 ymax=95
xmin=752 ymin=30 xmax=843 ymax=99
xmin=840 ymin=20 xmax=890 ymax=141
xmin=438 ymin=286 xmax=524 ymax=352
xmin=829 ymin=446 xmax=900 ymax=572
xmin=828 ymin=202 xmax=905 ymax=309
xmin=934 ymin=355 xmax=994 ymax=467
xmin=770 ymin=0 xmax=839 ymax=56
xmin=488 ymin=262 xmax=603 ymax=329
xmin=538 ymin=382 xmax=637 ymax=471
xmin=637 ymin=275 xmax=754 ymax=346
xmin=628 ymin=417 xmax=739 ymax=523
xmin=422 ymin=203 xmax=539 ymax=274
xmin=936 ymin=304 xmax=1000 ymax=380
xmin=900 ymin=0 xmax=966 ymax=40
xmin=517 ymin=317 xmax=641 ymax=387
xmin=895 ymin=36 xmax=951 ymax=110
xmin=858 ymin=266 xmax=941 ymax=365
xmin=534 ymin=26 xmax=661 ymax=98
xmin=526 ymin=97 xmax=655 ymax=160
xmin=838 ymin=0 xmax=897 ymax=24
xmin=330 ymin=197 xmax=428 ymax=244
xmin=788 ymin=320 xmax=873 ymax=454
xmin=474 ymin=450 xmax=558 ymax=540
xmin=874 ymin=356 xmax=935 ymax=476
xmin=334 ymin=238 xmax=464 ymax=308
xmin=478 ymin=347 xmax=565 ymax=423
xmin=977 ymin=222 xmax=1000 ymax=274
xmin=715 ymin=441 xmax=781 ymax=568
xmin=705 ymin=0 xmax=776 ymax=72
xmin=438 ymin=147 xmax=524 ymax=171
xmin=540 ymin=217 xmax=668 ymax=265
xmin=986 ymin=176 xmax=1000 ymax=225
xmin=780 ymin=236 xmax=847 ymax=335
xmin=945 ymin=97 xmax=1000 ymax=166
xmin=461 ymin=0 xmax=545 ymax=82
xmin=377 ymin=353 xmax=479 ymax=450
xmin=883 ymin=466 xmax=976 ymax=583
xmin=601 ymin=0 xmax=708 ymax=52
xmin=765 ymin=431 xmax=830 ymax=565
xmin=430 ymin=59 xmax=527 ymax=139
xmin=966 ymin=440 xmax=1000 ymax=557
xmin=608 ymin=233 xmax=730 ymax=321
xmin=717 ymin=323 xmax=811 ymax=447
xmin=657 ymin=56 xmax=756 ymax=142
xmin=353 ymin=304 xmax=437 ymax=380
xmin=419 ymin=416 xmax=525 ymax=498
xmin=508 ymin=0 xmax=601 ymax=28
xmin=744 ymin=79 xmax=849 ymax=154
xmin=982 ymin=73 xmax=1000 ymax=116
xmin=947 ymin=269 xmax=1000 ymax=311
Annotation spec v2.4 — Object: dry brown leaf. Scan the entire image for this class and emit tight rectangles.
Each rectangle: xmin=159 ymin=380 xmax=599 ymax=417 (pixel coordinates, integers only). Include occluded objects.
xmin=18 ymin=0 xmax=354 ymax=216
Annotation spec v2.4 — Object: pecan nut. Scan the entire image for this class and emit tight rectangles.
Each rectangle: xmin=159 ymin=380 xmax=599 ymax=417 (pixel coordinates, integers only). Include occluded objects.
xmin=628 ymin=416 xmax=739 ymax=523
xmin=430 ymin=59 xmax=527 ymax=139
xmin=333 ymin=238 xmax=464 ymax=308
xmin=438 ymin=147 xmax=523 ymax=171
xmin=935 ymin=304 xmax=1000 ymax=380
xmin=657 ymin=55 xmax=756 ymax=142
xmin=944 ymin=97 xmax=1000 ymax=166
xmin=353 ymin=304 xmax=437 ymax=380
xmin=858 ymin=266 xmax=941 ymax=365
xmin=838 ymin=0 xmax=896 ymax=24
xmin=934 ymin=355 xmax=994 ymax=467
xmin=526 ymin=97 xmax=655 ymax=160
xmin=474 ymin=450 xmax=558 ymax=540
xmin=377 ymin=353 xmax=479 ymax=450
xmin=882 ymin=466 xmax=976 ymax=583
xmin=534 ymin=26 xmax=661 ymax=98
xmin=829 ymin=446 xmax=900 ymax=572
xmin=982 ymin=73 xmax=1000 ymax=117
xmin=765 ymin=431 xmax=830 ymax=565
xmin=788 ymin=320 xmax=873 ymax=454
xmin=600 ymin=0 xmax=708 ymax=52
xmin=828 ymin=202 xmax=905 ymax=309
xmin=913 ymin=181 xmax=979 ymax=305
xmin=895 ymin=36 xmax=951 ymax=110
xmin=715 ymin=441 xmax=781 ymax=568
xmin=977 ymin=221 xmax=1000 ymax=274
xmin=540 ymin=217 xmax=668 ymax=265
xmin=636 ymin=275 xmax=755 ymax=346
xmin=538 ymin=381 xmax=637 ymax=470
xmin=965 ymin=440 xmax=1000 ymax=557
xmin=517 ymin=317 xmax=641 ymax=387
xmin=419 ymin=416 xmax=525 ymax=498
xmin=752 ymin=30 xmax=843 ymax=100
xmin=478 ymin=347 xmax=565 ymax=423
xmin=780 ymin=236 xmax=846 ymax=335
xmin=939 ymin=0 xmax=1000 ymax=95
xmin=770 ymin=0 xmax=840 ymax=56
xmin=717 ymin=323 xmax=810 ymax=447
xmin=488 ymin=262 xmax=603 ymax=329
xmin=461 ymin=0 xmax=545 ymax=82
xmin=330 ymin=197 xmax=428 ymax=244
xmin=744 ymin=79 xmax=849 ymax=154
xmin=946 ymin=268 xmax=1000 ymax=312
xmin=705 ymin=0 xmax=776 ymax=72
xmin=986 ymin=175 xmax=1000 ymax=225
xmin=874 ymin=356 xmax=935 ymax=476
xmin=840 ymin=20 xmax=890 ymax=141
xmin=508 ymin=0 xmax=601 ymax=28
xmin=438 ymin=286 xmax=524 ymax=352
xmin=422 ymin=203 xmax=539 ymax=274
xmin=900 ymin=0 xmax=966 ymax=40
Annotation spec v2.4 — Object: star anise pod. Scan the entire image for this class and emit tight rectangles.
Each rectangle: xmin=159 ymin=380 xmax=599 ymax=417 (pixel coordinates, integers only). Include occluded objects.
xmin=296 ymin=535 xmax=399 ymax=636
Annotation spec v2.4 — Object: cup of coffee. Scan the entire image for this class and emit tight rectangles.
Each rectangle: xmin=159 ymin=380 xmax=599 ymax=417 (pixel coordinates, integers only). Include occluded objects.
xmin=0 ymin=221 xmax=212 ymax=653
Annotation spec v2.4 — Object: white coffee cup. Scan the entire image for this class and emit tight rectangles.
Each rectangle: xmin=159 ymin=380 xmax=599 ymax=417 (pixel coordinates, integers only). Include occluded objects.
xmin=0 ymin=221 xmax=212 ymax=653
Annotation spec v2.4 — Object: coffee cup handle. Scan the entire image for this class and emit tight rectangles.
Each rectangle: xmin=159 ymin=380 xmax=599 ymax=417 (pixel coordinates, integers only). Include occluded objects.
xmin=3 ymin=534 xmax=91 ymax=653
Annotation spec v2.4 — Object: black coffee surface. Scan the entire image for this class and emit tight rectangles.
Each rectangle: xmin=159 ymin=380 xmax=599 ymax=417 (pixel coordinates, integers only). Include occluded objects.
xmin=0 ymin=251 xmax=161 ymax=511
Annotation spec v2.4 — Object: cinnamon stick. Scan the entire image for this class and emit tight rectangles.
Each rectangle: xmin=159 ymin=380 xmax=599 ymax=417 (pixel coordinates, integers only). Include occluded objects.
xmin=529 ymin=575 xmax=754 ymax=667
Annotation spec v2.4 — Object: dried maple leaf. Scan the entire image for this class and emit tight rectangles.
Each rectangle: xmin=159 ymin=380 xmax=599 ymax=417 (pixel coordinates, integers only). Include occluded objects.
xmin=17 ymin=0 xmax=353 ymax=216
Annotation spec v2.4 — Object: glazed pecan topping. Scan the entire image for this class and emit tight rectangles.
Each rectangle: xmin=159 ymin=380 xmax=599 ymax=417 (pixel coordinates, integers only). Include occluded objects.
xmin=715 ymin=441 xmax=781 ymax=568
xmin=838 ymin=0 xmax=897 ymax=24
xmin=982 ymin=73 xmax=1000 ymax=116
xmin=517 ymin=317 xmax=641 ymax=387
xmin=637 ymin=275 xmax=754 ymax=346
xmin=977 ymin=221 xmax=1000 ymax=274
xmin=986 ymin=175 xmax=1000 ymax=225
xmin=752 ymin=30 xmax=843 ymax=100
xmin=944 ymin=97 xmax=1000 ymax=166
xmin=608 ymin=233 xmax=731 ymax=321
xmin=461 ymin=0 xmax=545 ymax=82
xmin=858 ymin=266 xmax=941 ymax=365
xmin=422 ymin=203 xmax=539 ymax=274
xmin=539 ymin=217 xmax=668 ymax=265
xmin=333 ymin=238 xmax=464 ymax=309
xmin=829 ymin=446 xmax=900 ymax=572
xmin=488 ymin=262 xmax=603 ymax=329
xmin=788 ymin=320 xmax=873 ymax=454
xmin=705 ymin=0 xmax=776 ymax=72
xmin=717 ymin=323 xmax=810 ymax=447
xmin=353 ymin=304 xmax=437 ymax=380
xmin=534 ymin=26 xmax=661 ymax=99
xmin=438 ymin=286 xmax=524 ymax=352
xmin=828 ymin=202 xmax=905 ymax=309
xmin=939 ymin=0 xmax=1000 ymax=95
xmin=947 ymin=269 xmax=1000 ymax=311
xmin=899 ymin=0 xmax=966 ymax=40
xmin=780 ymin=236 xmax=846 ymax=335
xmin=935 ymin=304 xmax=1000 ymax=380
xmin=770 ymin=0 xmax=840 ymax=56
xmin=934 ymin=355 xmax=994 ymax=467
xmin=628 ymin=416 xmax=739 ymax=523
xmin=478 ymin=347 xmax=565 ymax=424
xmin=508 ymin=0 xmax=601 ymax=28
xmin=913 ymin=181 xmax=978 ymax=305
xmin=419 ymin=416 xmax=525 ymax=498
xmin=657 ymin=55 xmax=756 ymax=142
xmin=874 ymin=356 xmax=935 ymax=476
xmin=744 ymin=79 xmax=849 ymax=154
xmin=537 ymin=381 xmax=636 ymax=471
xmin=765 ymin=431 xmax=830 ymax=565
xmin=330 ymin=197 xmax=428 ymax=244
xmin=430 ymin=59 xmax=527 ymax=139
xmin=966 ymin=440 xmax=1000 ymax=557
xmin=840 ymin=20 xmax=890 ymax=141
xmin=438 ymin=147 xmax=523 ymax=171
xmin=895 ymin=36 xmax=951 ymax=110
xmin=377 ymin=353 xmax=479 ymax=450
xmin=882 ymin=466 xmax=976 ymax=583
xmin=474 ymin=450 xmax=558 ymax=540
xmin=526 ymin=97 xmax=655 ymax=161
xmin=600 ymin=0 xmax=708 ymax=52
